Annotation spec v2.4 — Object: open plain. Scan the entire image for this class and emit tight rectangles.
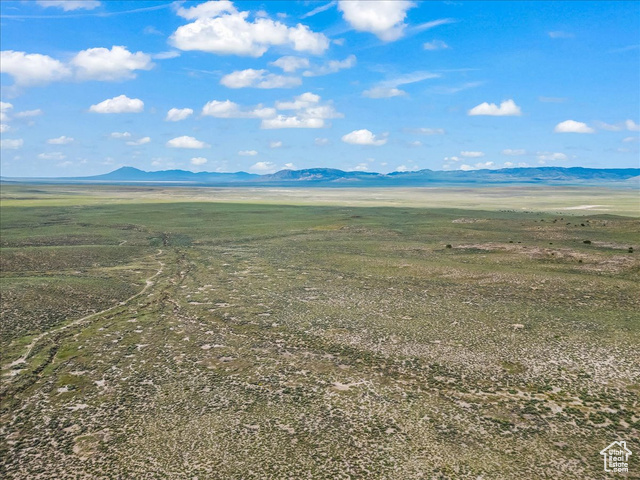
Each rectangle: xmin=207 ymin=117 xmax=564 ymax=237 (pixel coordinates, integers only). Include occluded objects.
xmin=1 ymin=184 xmax=639 ymax=479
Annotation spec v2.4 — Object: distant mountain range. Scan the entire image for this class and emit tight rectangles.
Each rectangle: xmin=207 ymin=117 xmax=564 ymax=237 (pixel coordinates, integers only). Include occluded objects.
xmin=3 ymin=166 xmax=639 ymax=187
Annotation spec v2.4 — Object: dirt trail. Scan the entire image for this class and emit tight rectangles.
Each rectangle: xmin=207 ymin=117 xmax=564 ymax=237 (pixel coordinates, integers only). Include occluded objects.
xmin=5 ymin=250 xmax=165 ymax=371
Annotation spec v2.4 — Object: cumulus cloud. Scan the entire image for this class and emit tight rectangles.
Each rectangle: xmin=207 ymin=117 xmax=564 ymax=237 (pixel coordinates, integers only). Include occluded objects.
xmin=459 ymin=162 xmax=494 ymax=171
xmin=0 ymin=50 xmax=71 ymax=87
xmin=502 ymin=149 xmax=526 ymax=156
xmin=110 ymin=131 xmax=131 ymax=138
xmin=315 ymin=137 xmax=330 ymax=146
xmin=625 ymin=119 xmax=640 ymax=132
xmin=1 ymin=139 xmax=23 ymax=149
xmin=362 ymin=87 xmax=406 ymax=98
xmin=468 ymin=99 xmax=521 ymax=116
xmin=0 ymin=124 xmax=9 ymax=133
xmin=36 ymin=1 xmax=101 ymax=11
xmin=269 ymin=140 xmax=283 ymax=148
xmin=190 ymin=157 xmax=208 ymax=165
xmin=220 ymin=69 xmax=301 ymax=89
xmin=171 ymin=1 xmax=330 ymax=57
xmin=202 ymin=100 xmax=275 ymax=118
xmin=423 ymin=40 xmax=449 ymax=51
xmin=47 ymin=135 xmax=74 ymax=145
xmin=270 ymin=56 xmax=309 ymax=73
xmin=352 ymin=163 xmax=369 ymax=171
xmin=341 ymin=129 xmax=387 ymax=146
xmin=537 ymin=152 xmax=568 ymax=163
xmin=71 ymin=46 xmax=153 ymax=81
xmin=460 ymin=151 xmax=484 ymax=158
xmin=554 ymin=120 xmax=594 ymax=133
xmin=238 ymin=149 xmax=258 ymax=156
xmin=249 ymin=161 xmax=277 ymax=173
xmin=166 ymin=107 xmax=193 ymax=121
xmin=303 ymin=55 xmax=356 ymax=77
xmin=0 ymin=102 xmax=13 ymax=123
xmin=262 ymin=116 xmax=324 ymax=129
xmin=126 ymin=136 xmax=151 ymax=146
xmin=89 ymin=95 xmax=144 ymax=113
xmin=262 ymin=92 xmax=342 ymax=129
xmin=38 ymin=152 xmax=66 ymax=160
xmin=395 ymin=165 xmax=409 ymax=172
xmin=166 ymin=136 xmax=209 ymax=149
xmin=338 ymin=0 xmax=414 ymax=41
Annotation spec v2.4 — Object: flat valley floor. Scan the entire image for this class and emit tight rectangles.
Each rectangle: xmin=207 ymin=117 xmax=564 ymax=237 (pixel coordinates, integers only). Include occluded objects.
xmin=1 ymin=185 xmax=639 ymax=479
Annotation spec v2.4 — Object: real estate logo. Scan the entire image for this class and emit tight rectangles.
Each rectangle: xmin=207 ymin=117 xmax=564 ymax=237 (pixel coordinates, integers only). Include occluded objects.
xmin=600 ymin=441 xmax=632 ymax=473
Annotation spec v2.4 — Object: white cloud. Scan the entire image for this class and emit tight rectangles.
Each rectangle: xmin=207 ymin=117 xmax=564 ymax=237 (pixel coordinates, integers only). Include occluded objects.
xmin=166 ymin=107 xmax=193 ymax=122
xmin=362 ymin=87 xmax=406 ymax=98
xmin=220 ymin=69 xmax=301 ymax=89
xmin=474 ymin=161 xmax=494 ymax=169
xmin=554 ymin=120 xmax=594 ymax=133
xmin=238 ymin=149 xmax=258 ymax=156
xmin=152 ymin=51 xmax=181 ymax=60
xmin=353 ymin=163 xmax=369 ymax=171
xmin=38 ymin=152 xmax=66 ymax=160
xmin=0 ymin=50 xmax=71 ymax=87
xmin=1 ymin=139 xmax=23 ymax=149
xmin=625 ymin=119 xmax=640 ymax=132
xmin=270 ymin=56 xmax=309 ymax=73
xmin=166 ymin=136 xmax=209 ymax=149
xmin=502 ymin=149 xmax=526 ymax=156
xmin=71 ymin=46 xmax=153 ymax=81
xmin=110 ymin=131 xmax=131 ymax=138
xmin=303 ymin=55 xmax=356 ymax=77
xmin=0 ymin=104 xmax=12 ymax=123
xmin=503 ymin=162 xmax=514 ymax=167
xmin=171 ymin=2 xmax=330 ymax=57
xmin=0 ymin=124 xmax=9 ymax=133
xmin=395 ymin=165 xmax=409 ymax=172
xmin=342 ymin=129 xmax=387 ymax=146
xmin=444 ymin=156 xmax=460 ymax=162
xmin=190 ymin=157 xmax=208 ymax=166
xmin=423 ymin=40 xmax=449 ymax=51
xmin=460 ymin=151 xmax=484 ymax=158
xmin=175 ymin=1 xmax=237 ymax=20
xmin=126 ymin=136 xmax=151 ymax=146
xmin=47 ymin=135 xmax=74 ymax=145
xmin=14 ymin=109 xmax=43 ymax=118
xmin=269 ymin=140 xmax=283 ymax=148
xmin=338 ymin=0 xmax=414 ymax=41
xmin=249 ymin=161 xmax=277 ymax=173
xmin=622 ymin=136 xmax=639 ymax=143
xmin=468 ymin=99 xmax=521 ymax=116
xmin=315 ymin=137 xmax=330 ymax=146
xmin=36 ymin=1 xmax=101 ymax=11
xmin=364 ymin=71 xmax=439 ymax=98
xmin=262 ymin=92 xmax=342 ymax=129
xmin=408 ymin=140 xmax=422 ymax=147
xmin=459 ymin=164 xmax=474 ymax=171
xmin=284 ymin=162 xmax=296 ymax=169
xmin=537 ymin=152 xmax=568 ymax=163
xmin=275 ymin=92 xmax=320 ymax=110
xmin=262 ymin=116 xmax=324 ymax=129
xmin=56 ymin=160 xmax=73 ymax=167
xmin=202 ymin=100 xmax=275 ymax=118
xmin=89 ymin=95 xmax=144 ymax=113
xmin=302 ymin=1 xmax=337 ymax=19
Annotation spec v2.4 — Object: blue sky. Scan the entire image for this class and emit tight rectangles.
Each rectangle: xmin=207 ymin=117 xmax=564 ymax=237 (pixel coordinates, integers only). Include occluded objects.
xmin=1 ymin=0 xmax=638 ymax=176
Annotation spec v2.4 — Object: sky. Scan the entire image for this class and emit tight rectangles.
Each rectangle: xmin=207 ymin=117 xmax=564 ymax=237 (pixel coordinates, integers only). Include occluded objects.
xmin=0 ymin=0 xmax=639 ymax=177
